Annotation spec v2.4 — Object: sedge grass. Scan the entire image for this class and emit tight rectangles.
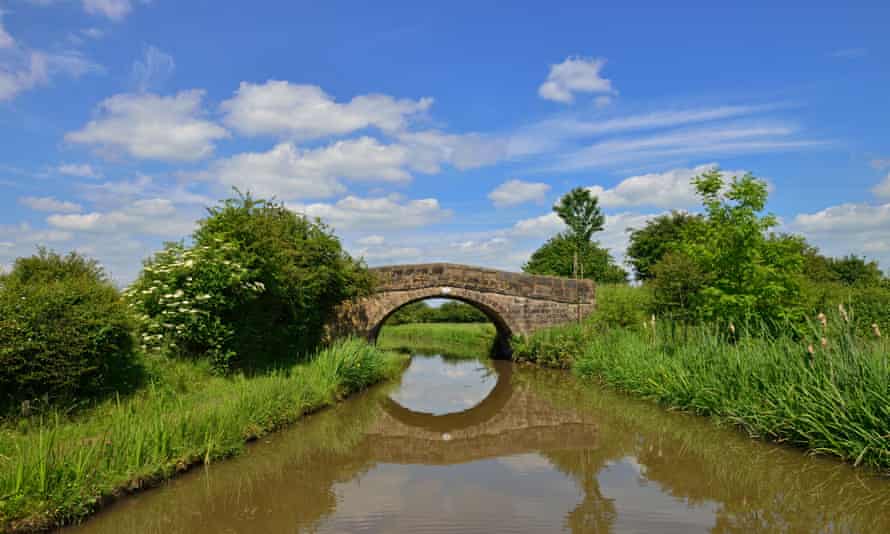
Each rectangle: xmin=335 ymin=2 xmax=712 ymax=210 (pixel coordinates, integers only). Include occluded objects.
xmin=0 ymin=338 xmax=404 ymax=532
xmin=514 ymin=312 xmax=890 ymax=472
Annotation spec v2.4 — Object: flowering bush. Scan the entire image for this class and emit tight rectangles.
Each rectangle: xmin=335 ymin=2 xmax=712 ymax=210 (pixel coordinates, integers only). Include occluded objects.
xmin=124 ymin=240 xmax=265 ymax=372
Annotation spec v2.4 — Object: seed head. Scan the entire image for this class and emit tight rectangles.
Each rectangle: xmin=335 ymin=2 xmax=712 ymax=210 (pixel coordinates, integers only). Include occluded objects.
xmin=729 ymin=322 xmax=736 ymax=334
xmin=838 ymin=304 xmax=849 ymax=322
xmin=807 ymin=344 xmax=815 ymax=355
xmin=817 ymin=312 xmax=827 ymax=328
xmin=820 ymin=337 xmax=827 ymax=348
xmin=872 ymin=323 xmax=882 ymax=338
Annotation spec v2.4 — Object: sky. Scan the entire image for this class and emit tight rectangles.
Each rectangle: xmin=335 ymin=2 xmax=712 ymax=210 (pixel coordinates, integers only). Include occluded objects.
xmin=1 ymin=0 xmax=888 ymax=283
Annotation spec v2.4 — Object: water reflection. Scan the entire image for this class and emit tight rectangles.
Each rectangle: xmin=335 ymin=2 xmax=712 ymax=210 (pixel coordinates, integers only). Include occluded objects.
xmin=64 ymin=355 xmax=890 ymax=533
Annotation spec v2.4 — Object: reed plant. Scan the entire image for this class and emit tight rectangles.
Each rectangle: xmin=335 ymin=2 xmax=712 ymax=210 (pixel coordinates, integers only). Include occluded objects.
xmin=515 ymin=309 xmax=890 ymax=471
xmin=0 ymin=338 xmax=403 ymax=532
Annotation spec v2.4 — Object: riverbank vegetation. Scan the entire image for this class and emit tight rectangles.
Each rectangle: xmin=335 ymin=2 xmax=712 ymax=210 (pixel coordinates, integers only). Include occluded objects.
xmin=0 ymin=193 xmax=401 ymax=532
xmin=514 ymin=169 xmax=890 ymax=471
xmin=377 ymin=323 xmax=496 ymax=359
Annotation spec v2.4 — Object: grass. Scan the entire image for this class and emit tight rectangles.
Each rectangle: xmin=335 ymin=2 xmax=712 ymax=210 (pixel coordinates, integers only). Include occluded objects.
xmin=513 ymin=312 xmax=890 ymax=472
xmin=377 ymin=322 xmax=497 ymax=359
xmin=0 ymin=338 xmax=405 ymax=533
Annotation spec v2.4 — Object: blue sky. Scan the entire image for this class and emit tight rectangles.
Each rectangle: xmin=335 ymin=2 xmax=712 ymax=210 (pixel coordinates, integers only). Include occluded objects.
xmin=1 ymin=0 xmax=888 ymax=282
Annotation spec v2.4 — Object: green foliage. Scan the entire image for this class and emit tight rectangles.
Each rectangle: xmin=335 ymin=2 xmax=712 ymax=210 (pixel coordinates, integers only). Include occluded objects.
xmin=0 ymin=250 xmax=135 ymax=411
xmin=386 ymin=300 xmax=488 ymax=325
xmin=649 ymin=251 xmax=709 ymax=322
xmin=553 ymin=187 xmax=605 ymax=246
xmin=0 ymin=339 xmax=402 ymax=531
xmin=589 ymin=284 xmax=653 ymax=330
xmin=512 ymin=323 xmax=591 ymax=369
xmin=124 ymin=241 xmax=265 ymax=372
xmin=129 ymin=192 xmax=372 ymax=371
xmin=377 ymin=323 xmax=497 ymax=359
xmin=523 ymin=232 xmax=627 ymax=283
xmin=803 ymin=247 xmax=885 ymax=287
xmin=626 ymin=211 xmax=704 ymax=280
xmin=800 ymin=280 xmax=890 ymax=337
xmin=662 ymin=170 xmax=805 ymax=325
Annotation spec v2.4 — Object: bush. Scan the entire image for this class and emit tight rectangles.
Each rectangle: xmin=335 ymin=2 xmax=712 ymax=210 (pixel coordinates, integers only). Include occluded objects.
xmin=0 ymin=250 xmax=135 ymax=410
xmin=589 ymin=284 xmax=653 ymax=329
xmin=124 ymin=241 xmax=265 ymax=372
xmin=512 ymin=323 xmax=592 ymax=369
xmin=128 ymin=193 xmax=372 ymax=372
xmin=800 ymin=280 xmax=890 ymax=337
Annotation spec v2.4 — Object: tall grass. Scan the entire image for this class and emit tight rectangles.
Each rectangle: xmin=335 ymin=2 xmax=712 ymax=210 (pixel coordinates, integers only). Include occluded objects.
xmin=0 ymin=338 xmax=403 ymax=533
xmin=514 ymin=311 xmax=890 ymax=471
xmin=377 ymin=323 xmax=497 ymax=359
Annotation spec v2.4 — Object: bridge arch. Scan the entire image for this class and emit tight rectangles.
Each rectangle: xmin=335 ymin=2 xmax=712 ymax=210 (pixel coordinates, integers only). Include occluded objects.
xmin=326 ymin=263 xmax=596 ymax=356
xmin=367 ymin=287 xmax=518 ymax=354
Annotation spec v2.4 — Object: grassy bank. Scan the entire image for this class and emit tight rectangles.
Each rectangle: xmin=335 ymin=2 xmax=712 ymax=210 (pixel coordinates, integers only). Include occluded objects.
xmin=513 ymin=317 xmax=890 ymax=472
xmin=377 ymin=322 xmax=497 ymax=359
xmin=0 ymin=339 xmax=404 ymax=533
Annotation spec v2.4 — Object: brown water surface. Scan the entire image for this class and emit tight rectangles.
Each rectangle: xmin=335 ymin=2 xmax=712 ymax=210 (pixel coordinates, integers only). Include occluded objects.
xmin=64 ymin=353 xmax=890 ymax=533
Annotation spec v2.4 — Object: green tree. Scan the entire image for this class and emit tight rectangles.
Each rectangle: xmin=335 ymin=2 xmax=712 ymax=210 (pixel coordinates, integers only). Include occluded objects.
xmin=554 ymin=187 xmax=606 ymax=245
xmin=803 ymin=247 xmax=884 ymax=287
xmin=524 ymin=233 xmax=627 ymax=283
xmin=626 ymin=211 xmax=704 ymax=280
xmin=673 ymin=169 xmax=805 ymax=324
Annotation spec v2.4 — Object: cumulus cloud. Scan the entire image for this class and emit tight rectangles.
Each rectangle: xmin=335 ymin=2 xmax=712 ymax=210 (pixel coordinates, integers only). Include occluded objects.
xmin=538 ymin=56 xmax=614 ymax=104
xmin=66 ymin=90 xmax=229 ymax=161
xmin=0 ymin=13 xmax=14 ymax=49
xmin=872 ymin=174 xmax=890 ymax=198
xmin=221 ymin=80 xmax=432 ymax=139
xmin=587 ymin=163 xmax=747 ymax=209
xmin=209 ymin=137 xmax=413 ymax=201
xmin=47 ymin=198 xmax=194 ymax=237
xmin=83 ymin=0 xmax=132 ymax=21
xmin=357 ymin=235 xmax=386 ymax=246
xmin=131 ymin=45 xmax=175 ymax=92
xmin=20 ymin=196 xmax=82 ymax=213
xmin=395 ymin=130 xmax=508 ymax=172
xmin=793 ymin=202 xmax=890 ymax=269
xmin=488 ymin=179 xmax=550 ymax=207
xmin=58 ymin=163 xmax=100 ymax=178
xmin=289 ymin=195 xmax=451 ymax=232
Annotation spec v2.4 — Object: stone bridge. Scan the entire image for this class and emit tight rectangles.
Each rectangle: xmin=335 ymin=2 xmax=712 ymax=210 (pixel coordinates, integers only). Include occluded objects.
xmin=328 ymin=263 xmax=596 ymax=354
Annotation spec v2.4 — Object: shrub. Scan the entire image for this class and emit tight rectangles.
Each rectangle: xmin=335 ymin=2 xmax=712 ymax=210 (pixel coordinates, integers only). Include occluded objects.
xmin=589 ymin=284 xmax=653 ymax=329
xmin=124 ymin=240 xmax=265 ymax=372
xmin=0 ymin=250 xmax=134 ymax=410
xmin=512 ymin=323 xmax=592 ymax=369
xmin=128 ymin=192 xmax=372 ymax=371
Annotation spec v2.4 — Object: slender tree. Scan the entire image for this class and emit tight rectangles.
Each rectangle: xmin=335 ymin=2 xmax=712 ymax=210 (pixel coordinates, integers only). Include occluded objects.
xmin=553 ymin=187 xmax=606 ymax=279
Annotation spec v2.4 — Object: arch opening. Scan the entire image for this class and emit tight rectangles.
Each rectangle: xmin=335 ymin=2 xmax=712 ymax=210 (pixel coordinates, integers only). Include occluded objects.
xmin=370 ymin=293 xmax=514 ymax=358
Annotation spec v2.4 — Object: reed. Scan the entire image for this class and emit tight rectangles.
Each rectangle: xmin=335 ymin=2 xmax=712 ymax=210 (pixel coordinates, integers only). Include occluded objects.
xmin=515 ymin=310 xmax=890 ymax=471
xmin=0 ymin=338 xmax=403 ymax=533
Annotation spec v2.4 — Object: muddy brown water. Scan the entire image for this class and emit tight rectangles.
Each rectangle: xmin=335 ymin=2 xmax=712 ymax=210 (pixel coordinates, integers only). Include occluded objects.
xmin=64 ymin=353 xmax=890 ymax=533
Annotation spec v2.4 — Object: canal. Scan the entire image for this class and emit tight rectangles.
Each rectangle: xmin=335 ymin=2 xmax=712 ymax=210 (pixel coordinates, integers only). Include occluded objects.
xmin=65 ymin=352 xmax=890 ymax=533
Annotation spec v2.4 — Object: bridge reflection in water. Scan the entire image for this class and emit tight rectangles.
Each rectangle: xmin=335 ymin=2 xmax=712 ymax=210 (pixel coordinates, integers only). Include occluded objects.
xmin=65 ymin=355 xmax=890 ymax=534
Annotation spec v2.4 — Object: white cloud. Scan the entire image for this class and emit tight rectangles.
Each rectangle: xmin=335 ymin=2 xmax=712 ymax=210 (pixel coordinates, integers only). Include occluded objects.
xmin=510 ymin=212 xmax=564 ymax=238
xmin=793 ymin=202 xmax=890 ymax=270
xmin=66 ymin=90 xmax=229 ymax=161
xmin=488 ymin=179 xmax=550 ymax=207
xmin=47 ymin=198 xmax=194 ymax=237
xmin=556 ymin=123 xmax=823 ymax=171
xmin=872 ymin=174 xmax=890 ymax=198
xmin=221 ymin=80 xmax=432 ymax=139
xmin=396 ymin=130 xmax=507 ymax=172
xmin=83 ymin=0 xmax=132 ymax=21
xmin=0 ymin=44 xmax=101 ymax=101
xmin=290 ymin=195 xmax=451 ymax=232
xmin=588 ymin=163 xmax=746 ymax=209
xmin=20 ymin=196 xmax=82 ymax=213
xmin=210 ymin=137 xmax=412 ymax=201
xmin=594 ymin=95 xmax=612 ymax=108
xmin=538 ymin=56 xmax=614 ymax=104
xmin=58 ymin=163 xmax=100 ymax=178
xmin=131 ymin=45 xmax=175 ymax=92
xmin=357 ymin=235 xmax=385 ymax=246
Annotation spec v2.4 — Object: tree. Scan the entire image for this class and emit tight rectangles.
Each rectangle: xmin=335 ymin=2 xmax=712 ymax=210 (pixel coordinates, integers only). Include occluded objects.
xmin=803 ymin=246 xmax=884 ymax=287
xmin=524 ymin=233 xmax=627 ymax=283
xmin=626 ymin=211 xmax=704 ymax=280
xmin=672 ymin=169 xmax=805 ymax=325
xmin=554 ymin=187 xmax=606 ymax=245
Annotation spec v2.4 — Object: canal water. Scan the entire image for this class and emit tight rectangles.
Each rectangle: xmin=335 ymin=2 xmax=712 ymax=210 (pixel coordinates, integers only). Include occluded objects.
xmin=65 ymin=353 xmax=890 ymax=533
